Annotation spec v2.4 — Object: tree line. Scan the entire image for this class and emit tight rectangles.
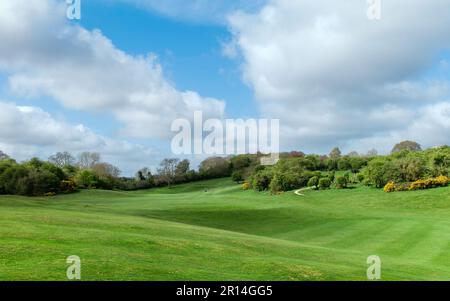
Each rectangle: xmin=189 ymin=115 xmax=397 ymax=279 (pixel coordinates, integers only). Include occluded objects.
xmin=0 ymin=150 xmax=240 ymax=196
xmin=245 ymin=140 xmax=450 ymax=193
xmin=0 ymin=139 xmax=440 ymax=196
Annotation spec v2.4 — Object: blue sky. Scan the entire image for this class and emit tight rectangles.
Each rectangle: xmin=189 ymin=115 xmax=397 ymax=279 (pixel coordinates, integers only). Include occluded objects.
xmin=0 ymin=0 xmax=450 ymax=176
xmin=80 ymin=0 xmax=256 ymax=118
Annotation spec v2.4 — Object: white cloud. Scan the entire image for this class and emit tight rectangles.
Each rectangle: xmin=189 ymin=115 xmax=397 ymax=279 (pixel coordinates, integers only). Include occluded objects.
xmin=348 ymin=102 xmax=450 ymax=153
xmin=0 ymin=0 xmax=225 ymax=140
xmin=0 ymin=101 xmax=158 ymax=175
xmin=227 ymin=0 xmax=450 ymax=153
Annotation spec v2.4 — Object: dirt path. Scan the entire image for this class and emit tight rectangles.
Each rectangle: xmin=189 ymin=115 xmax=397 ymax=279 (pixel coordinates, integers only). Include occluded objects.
xmin=294 ymin=186 xmax=316 ymax=196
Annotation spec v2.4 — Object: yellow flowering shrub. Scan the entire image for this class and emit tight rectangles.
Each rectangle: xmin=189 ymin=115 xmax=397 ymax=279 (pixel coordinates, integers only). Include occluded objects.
xmin=435 ymin=175 xmax=450 ymax=186
xmin=242 ymin=182 xmax=251 ymax=190
xmin=385 ymin=176 xmax=450 ymax=192
xmin=409 ymin=176 xmax=449 ymax=191
xmin=383 ymin=182 xmax=396 ymax=193
xmin=409 ymin=179 xmax=428 ymax=190
xmin=395 ymin=183 xmax=409 ymax=192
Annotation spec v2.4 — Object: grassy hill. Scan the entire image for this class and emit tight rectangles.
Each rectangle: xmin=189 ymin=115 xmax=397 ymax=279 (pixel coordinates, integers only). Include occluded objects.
xmin=1 ymin=178 xmax=450 ymax=280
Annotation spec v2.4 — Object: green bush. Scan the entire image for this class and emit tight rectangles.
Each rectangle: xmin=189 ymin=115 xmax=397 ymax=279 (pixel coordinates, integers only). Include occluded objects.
xmin=356 ymin=173 xmax=365 ymax=183
xmin=328 ymin=171 xmax=336 ymax=182
xmin=0 ymin=160 xmax=66 ymax=196
xmin=231 ymin=171 xmax=244 ymax=183
xmin=60 ymin=180 xmax=77 ymax=193
xmin=269 ymin=172 xmax=298 ymax=193
xmin=343 ymin=172 xmax=351 ymax=181
xmin=337 ymin=157 xmax=351 ymax=171
xmin=335 ymin=176 xmax=348 ymax=189
xmin=251 ymin=169 xmax=274 ymax=191
xmin=318 ymin=178 xmax=331 ymax=190
xmin=74 ymin=169 xmax=98 ymax=188
xmin=363 ymin=158 xmax=399 ymax=188
xmin=307 ymin=176 xmax=319 ymax=188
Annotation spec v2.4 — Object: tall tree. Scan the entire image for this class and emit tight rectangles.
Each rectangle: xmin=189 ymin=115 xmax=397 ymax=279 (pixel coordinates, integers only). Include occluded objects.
xmin=135 ymin=167 xmax=152 ymax=181
xmin=78 ymin=152 xmax=101 ymax=169
xmin=92 ymin=163 xmax=120 ymax=180
xmin=391 ymin=141 xmax=422 ymax=154
xmin=329 ymin=147 xmax=342 ymax=159
xmin=199 ymin=157 xmax=231 ymax=178
xmin=175 ymin=159 xmax=190 ymax=176
xmin=49 ymin=151 xmax=75 ymax=168
xmin=157 ymin=158 xmax=179 ymax=186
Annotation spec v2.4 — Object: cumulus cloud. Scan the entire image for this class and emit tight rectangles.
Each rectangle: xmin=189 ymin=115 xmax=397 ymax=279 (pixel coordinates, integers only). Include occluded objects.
xmin=0 ymin=0 xmax=225 ymax=140
xmin=227 ymin=0 xmax=450 ymax=153
xmin=0 ymin=101 xmax=158 ymax=175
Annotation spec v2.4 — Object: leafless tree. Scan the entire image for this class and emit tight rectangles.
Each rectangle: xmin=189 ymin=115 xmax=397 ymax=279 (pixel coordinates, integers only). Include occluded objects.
xmin=157 ymin=158 xmax=179 ymax=186
xmin=347 ymin=151 xmax=359 ymax=157
xmin=49 ymin=151 xmax=75 ymax=167
xmin=92 ymin=162 xmax=120 ymax=179
xmin=78 ymin=152 xmax=101 ymax=169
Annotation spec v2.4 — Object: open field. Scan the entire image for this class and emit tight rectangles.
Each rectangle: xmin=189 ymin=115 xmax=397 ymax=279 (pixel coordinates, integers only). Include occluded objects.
xmin=1 ymin=178 xmax=450 ymax=280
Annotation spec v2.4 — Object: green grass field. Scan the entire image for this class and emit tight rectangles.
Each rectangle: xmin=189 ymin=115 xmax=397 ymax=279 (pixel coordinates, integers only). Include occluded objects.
xmin=1 ymin=178 xmax=450 ymax=280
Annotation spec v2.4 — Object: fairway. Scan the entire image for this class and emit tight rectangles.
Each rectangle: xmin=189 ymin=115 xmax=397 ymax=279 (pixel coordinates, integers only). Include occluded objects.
xmin=1 ymin=178 xmax=450 ymax=280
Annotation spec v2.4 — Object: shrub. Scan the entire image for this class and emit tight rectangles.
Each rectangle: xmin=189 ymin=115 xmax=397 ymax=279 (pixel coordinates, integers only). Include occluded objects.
xmin=231 ymin=171 xmax=244 ymax=183
xmin=435 ymin=175 xmax=450 ymax=186
xmin=343 ymin=172 xmax=351 ymax=181
xmin=307 ymin=176 xmax=319 ymax=188
xmin=230 ymin=155 xmax=251 ymax=171
xmin=363 ymin=158 xmax=399 ymax=188
xmin=269 ymin=174 xmax=292 ymax=193
xmin=383 ymin=175 xmax=450 ymax=193
xmin=318 ymin=178 xmax=331 ymax=190
xmin=409 ymin=179 xmax=428 ymax=191
xmin=251 ymin=169 xmax=274 ymax=191
xmin=60 ymin=180 xmax=77 ymax=193
xmin=269 ymin=172 xmax=298 ymax=193
xmin=335 ymin=176 xmax=348 ymax=189
xmin=394 ymin=157 xmax=427 ymax=182
xmin=395 ymin=183 xmax=410 ymax=192
xmin=349 ymin=157 xmax=367 ymax=173
xmin=74 ymin=169 xmax=98 ymax=188
xmin=356 ymin=173 xmax=365 ymax=183
xmin=0 ymin=161 xmax=67 ymax=196
xmin=25 ymin=169 xmax=60 ymax=195
xmin=328 ymin=171 xmax=335 ymax=182
xmin=242 ymin=182 xmax=250 ymax=190
xmin=383 ymin=182 xmax=396 ymax=193
xmin=0 ymin=165 xmax=29 ymax=194
xmin=408 ymin=177 xmax=448 ymax=191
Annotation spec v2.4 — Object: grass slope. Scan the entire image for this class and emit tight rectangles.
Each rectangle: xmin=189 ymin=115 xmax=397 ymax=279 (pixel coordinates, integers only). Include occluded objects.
xmin=1 ymin=178 xmax=450 ymax=280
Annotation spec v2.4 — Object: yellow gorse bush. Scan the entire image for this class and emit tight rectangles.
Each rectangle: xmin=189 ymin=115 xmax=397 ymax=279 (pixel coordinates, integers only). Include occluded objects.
xmin=384 ymin=176 xmax=450 ymax=193
xmin=242 ymin=182 xmax=251 ymax=190
xmin=435 ymin=175 xmax=450 ymax=186
xmin=383 ymin=182 xmax=396 ymax=193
